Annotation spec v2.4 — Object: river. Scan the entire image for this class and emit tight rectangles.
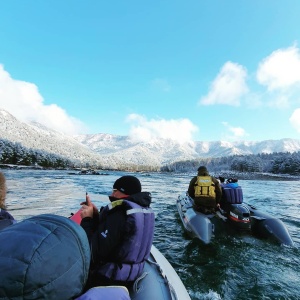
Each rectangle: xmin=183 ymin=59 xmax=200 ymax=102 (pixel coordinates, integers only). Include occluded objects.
xmin=2 ymin=169 xmax=300 ymax=300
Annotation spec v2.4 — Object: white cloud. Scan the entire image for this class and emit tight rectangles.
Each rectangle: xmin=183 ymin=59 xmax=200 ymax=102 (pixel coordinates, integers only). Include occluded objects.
xmin=289 ymin=108 xmax=300 ymax=133
xmin=222 ymin=122 xmax=248 ymax=140
xmin=0 ymin=64 xmax=86 ymax=135
xmin=199 ymin=61 xmax=248 ymax=106
xmin=126 ymin=113 xmax=198 ymax=143
xmin=257 ymin=45 xmax=300 ymax=91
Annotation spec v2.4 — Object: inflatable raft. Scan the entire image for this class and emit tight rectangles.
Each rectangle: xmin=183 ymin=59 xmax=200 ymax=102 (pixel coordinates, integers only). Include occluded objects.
xmin=177 ymin=192 xmax=294 ymax=246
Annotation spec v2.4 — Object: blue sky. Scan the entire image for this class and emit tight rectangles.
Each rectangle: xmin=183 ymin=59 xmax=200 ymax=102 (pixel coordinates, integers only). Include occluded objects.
xmin=1 ymin=1 xmax=300 ymax=143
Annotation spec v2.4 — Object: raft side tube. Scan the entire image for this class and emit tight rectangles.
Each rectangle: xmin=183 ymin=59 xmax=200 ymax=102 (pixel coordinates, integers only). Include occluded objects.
xmin=251 ymin=217 xmax=294 ymax=246
xmin=150 ymin=245 xmax=191 ymax=300
xmin=129 ymin=245 xmax=191 ymax=300
xmin=177 ymin=193 xmax=214 ymax=244
xmin=176 ymin=197 xmax=193 ymax=234
xmin=186 ymin=209 xmax=214 ymax=244
xmin=248 ymin=206 xmax=294 ymax=246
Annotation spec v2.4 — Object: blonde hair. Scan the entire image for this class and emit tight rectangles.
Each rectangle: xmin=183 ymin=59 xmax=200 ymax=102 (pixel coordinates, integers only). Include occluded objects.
xmin=0 ymin=172 xmax=7 ymax=209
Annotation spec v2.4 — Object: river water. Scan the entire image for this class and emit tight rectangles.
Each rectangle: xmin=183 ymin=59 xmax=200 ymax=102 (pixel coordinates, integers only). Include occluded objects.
xmin=2 ymin=169 xmax=300 ymax=300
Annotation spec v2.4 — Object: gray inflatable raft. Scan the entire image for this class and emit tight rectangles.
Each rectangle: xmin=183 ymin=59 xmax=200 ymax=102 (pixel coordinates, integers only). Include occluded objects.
xmin=129 ymin=245 xmax=191 ymax=300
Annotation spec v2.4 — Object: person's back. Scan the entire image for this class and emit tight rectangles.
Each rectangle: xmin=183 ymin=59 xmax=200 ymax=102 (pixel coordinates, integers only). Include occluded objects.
xmin=220 ymin=178 xmax=243 ymax=209
xmin=80 ymin=175 xmax=155 ymax=289
xmin=188 ymin=166 xmax=222 ymax=213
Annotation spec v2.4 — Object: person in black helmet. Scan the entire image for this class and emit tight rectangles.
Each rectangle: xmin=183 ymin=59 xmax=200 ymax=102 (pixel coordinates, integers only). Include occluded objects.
xmin=80 ymin=175 xmax=155 ymax=290
xmin=188 ymin=166 xmax=222 ymax=213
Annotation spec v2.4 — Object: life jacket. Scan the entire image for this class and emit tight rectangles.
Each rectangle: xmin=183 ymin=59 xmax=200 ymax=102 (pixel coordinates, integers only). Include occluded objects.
xmin=96 ymin=199 xmax=155 ymax=282
xmin=221 ymin=184 xmax=243 ymax=204
xmin=194 ymin=176 xmax=216 ymax=208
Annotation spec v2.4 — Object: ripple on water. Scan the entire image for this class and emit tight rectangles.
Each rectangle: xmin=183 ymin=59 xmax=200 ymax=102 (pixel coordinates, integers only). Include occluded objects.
xmin=2 ymin=170 xmax=300 ymax=300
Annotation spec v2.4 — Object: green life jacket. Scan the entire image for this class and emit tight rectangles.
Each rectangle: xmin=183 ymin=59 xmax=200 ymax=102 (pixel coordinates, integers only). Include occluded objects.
xmin=194 ymin=176 xmax=216 ymax=208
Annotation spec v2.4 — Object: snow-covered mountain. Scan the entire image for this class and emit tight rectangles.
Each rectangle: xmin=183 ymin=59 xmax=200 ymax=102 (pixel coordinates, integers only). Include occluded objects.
xmin=74 ymin=133 xmax=300 ymax=166
xmin=0 ymin=109 xmax=107 ymax=167
xmin=1 ymin=109 xmax=300 ymax=168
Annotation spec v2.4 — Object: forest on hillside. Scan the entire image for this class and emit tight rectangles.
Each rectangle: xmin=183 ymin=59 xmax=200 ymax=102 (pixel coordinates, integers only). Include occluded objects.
xmin=1 ymin=138 xmax=300 ymax=175
xmin=161 ymin=151 xmax=300 ymax=176
xmin=0 ymin=139 xmax=75 ymax=169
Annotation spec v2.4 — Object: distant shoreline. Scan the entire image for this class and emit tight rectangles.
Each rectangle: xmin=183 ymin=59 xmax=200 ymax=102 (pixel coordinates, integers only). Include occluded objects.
xmin=215 ymin=171 xmax=300 ymax=181
xmin=1 ymin=164 xmax=299 ymax=181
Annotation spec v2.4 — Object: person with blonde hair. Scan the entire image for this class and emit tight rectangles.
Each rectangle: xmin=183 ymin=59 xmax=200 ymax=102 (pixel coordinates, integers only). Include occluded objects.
xmin=0 ymin=172 xmax=15 ymax=229
xmin=0 ymin=172 xmax=6 ymax=209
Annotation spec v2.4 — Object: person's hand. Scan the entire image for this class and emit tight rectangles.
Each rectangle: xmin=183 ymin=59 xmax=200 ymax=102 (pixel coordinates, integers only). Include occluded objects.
xmin=80 ymin=194 xmax=99 ymax=219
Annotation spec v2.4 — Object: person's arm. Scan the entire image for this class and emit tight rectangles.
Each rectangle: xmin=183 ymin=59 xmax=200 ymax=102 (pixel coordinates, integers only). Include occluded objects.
xmin=80 ymin=194 xmax=126 ymax=262
xmin=80 ymin=194 xmax=99 ymax=219
xmin=80 ymin=216 xmax=98 ymax=242
xmin=188 ymin=177 xmax=196 ymax=198
xmin=214 ymin=179 xmax=222 ymax=204
xmin=80 ymin=193 xmax=100 ymax=243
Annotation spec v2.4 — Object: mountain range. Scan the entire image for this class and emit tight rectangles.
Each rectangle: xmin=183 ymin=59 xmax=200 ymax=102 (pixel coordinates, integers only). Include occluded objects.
xmin=1 ymin=109 xmax=300 ymax=168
